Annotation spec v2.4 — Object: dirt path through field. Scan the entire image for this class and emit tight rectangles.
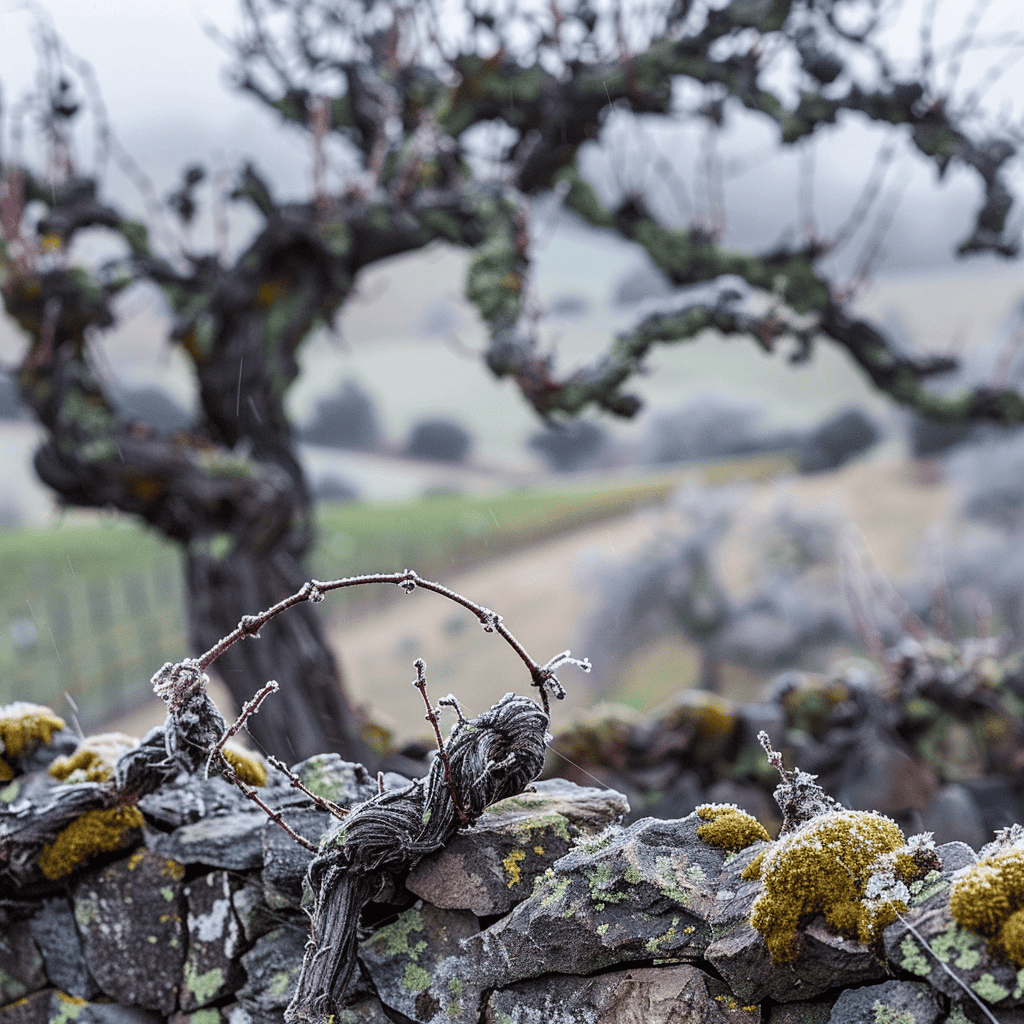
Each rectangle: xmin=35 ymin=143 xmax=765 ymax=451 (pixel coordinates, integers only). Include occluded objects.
xmin=330 ymin=456 xmax=953 ymax=744
xmin=105 ymin=457 xmax=953 ymax=749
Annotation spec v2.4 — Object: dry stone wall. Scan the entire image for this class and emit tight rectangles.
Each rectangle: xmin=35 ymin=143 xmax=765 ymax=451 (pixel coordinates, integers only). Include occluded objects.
xmin=2 ymin=731 xmax=1024 ymax=1024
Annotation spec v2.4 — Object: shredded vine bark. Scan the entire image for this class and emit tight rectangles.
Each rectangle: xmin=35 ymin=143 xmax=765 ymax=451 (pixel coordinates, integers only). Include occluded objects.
xmin=286 ymin=692 xmax=549 ymax=1023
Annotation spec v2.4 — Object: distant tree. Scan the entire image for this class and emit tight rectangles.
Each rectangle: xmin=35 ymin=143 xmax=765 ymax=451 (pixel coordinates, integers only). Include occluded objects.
xmin=529 ymin=419 xmax=608 ymax=472
xmin=2 ymin=0 xmax=1024 ymax=759
xmin=299 ymin=379 xmax=383 ymax=450
xmin=405 ymin=417 xmax=474 ymax=463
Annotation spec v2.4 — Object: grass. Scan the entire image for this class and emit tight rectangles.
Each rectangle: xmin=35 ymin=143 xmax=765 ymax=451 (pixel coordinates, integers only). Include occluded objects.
xmin=0 ymin=453 xmax=791 ymax=724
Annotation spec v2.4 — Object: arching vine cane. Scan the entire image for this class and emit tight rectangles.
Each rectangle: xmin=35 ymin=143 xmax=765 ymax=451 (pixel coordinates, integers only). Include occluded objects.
xmin=147 ymin=569 xmax=591 ymax=1021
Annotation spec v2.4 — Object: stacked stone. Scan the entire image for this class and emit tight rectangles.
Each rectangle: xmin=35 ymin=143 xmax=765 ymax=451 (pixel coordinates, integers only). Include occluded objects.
xmin=3 ymin=737 xmax=1024 ymax=1024
xmin=550 ymin=634 xmax=1024 ymax=848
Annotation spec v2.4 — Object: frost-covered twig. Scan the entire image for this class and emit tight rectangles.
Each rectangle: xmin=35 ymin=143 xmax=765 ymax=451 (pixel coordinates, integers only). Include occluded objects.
xmin=185 ymin=569 xmax=586 ymax=715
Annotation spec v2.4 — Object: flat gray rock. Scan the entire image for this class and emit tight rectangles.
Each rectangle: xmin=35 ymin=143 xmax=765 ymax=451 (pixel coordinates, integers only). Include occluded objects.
xmin=181 ymin=871 xmax=248 ymax=1010
xmin=237 ymin=925 xmax=309 ymax=1024
xmin=406 ymin=779 xmax=629 ymax=916
xmin=0 ymin=916 xmax=46 ymax=1004
xmin=0 ymin=992 xmax=161 ymax=1024
xmin=359 ymin=903 xmax=479 ymax=1024
xmin=828 ymin=980 xmax=941 ymax=1024
xmin=72 ymin=850 xmax=186 ymax=1014
xmin=261 ymin=807 xmax=333 ymax=910
xmin=396 ymin=815 xmax=724 ymax=1024
xmin=484 ymin=964 xmax=762 ymax=1023
xmin=147 ymin=811 xmax=266 ymax=870
xmin=29 ymin=896 xmax=99 ymax=1000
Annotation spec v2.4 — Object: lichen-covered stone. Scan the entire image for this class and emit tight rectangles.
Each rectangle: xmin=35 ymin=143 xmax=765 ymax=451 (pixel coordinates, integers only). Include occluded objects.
xmin=181 ymin=872 xmax=248 ymax=1010
xmin=0 ymin=917 xmax=46 ymax=1004
xmin=484 ymin=964 xmax=760 ymax=1023
xmin=287 ymin=755 xmax=377 ymax=809
xmin=0 ymin=988 xmax=51 ymax=1024
xmin=0 ymin=990 xmax=162 ymax=1024
xmin=38 ymin=806 xmax=144 ymax=880
xmin=28 ymin=897 xmax=99 ymax=1000
xmin=146 ymin=811 xmax=266 ymax=870
xmin=763 ymin=997 xmax=835 ymax=1023
xmin=72 ymin=849 xmax=186 ymax=1013
xmin=706 ymin=843 xmax=887 ymax=1003
xmin=358 ymin=903 xmax=479 ymax=1024
xmin=408 ymin=814 xmax=722 ymax=1023
xmin=883 ymin=836 xmax=1024 ymax=1011
xmin=405 ymin=779 xmax=628 ymax=915
xmin=884 ymin=901 xmax=1024 ymax=1010
xmin=230 ymin=875 xmax=278 ymax=946
xmin=827 ymin=980 xmax=941 ymax=1024
xmin=236 ymin=926 xmax=308 ymax=1024
xmin=330 ymin=996 xmax=394 ymax=1023
xmin=949 ymin=825 xmax=1024 ymax=967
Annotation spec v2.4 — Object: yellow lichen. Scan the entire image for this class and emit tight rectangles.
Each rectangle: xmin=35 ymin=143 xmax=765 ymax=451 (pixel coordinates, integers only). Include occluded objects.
xmin=951 ymin=846 xmax=1024 ymax=966
xmin=50 ymin=733 xmax=137 ymax=784
xmin=503 ymin=848 xmax=527 ymax=888
xmin=0 ymin=702 xmax=66 ymax=760
xmin=749 ymin=809 xmax=907 ymax=962
xmin=50 ymin=750 xmax=110 ymax=783
xmin=0 ymin=758 xmax=13 ymax=782
xmin=222 ymin=745 xmax=267 ymax=787
xmin=38 ymin=806 xmax=144 ymax=880
xmin=695 ymin=803 xmax=770 ymax=852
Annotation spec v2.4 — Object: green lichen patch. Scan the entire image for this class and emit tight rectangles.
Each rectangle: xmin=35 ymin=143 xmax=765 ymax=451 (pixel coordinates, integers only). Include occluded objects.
xmin=871 ymin=1001 xmax=914 ymax=1024
xmin=184 ymin=964 xmax=225 ymax=1006
xmin=972 ymin=972 xmax=1010 ymax=1004
xmin=538 ymin=876 xmax=572 ymax=908
xmin=370 ymin=907 xmax=428 ymax=960
xmin=402 ymin=963 xmax=432 ymax=993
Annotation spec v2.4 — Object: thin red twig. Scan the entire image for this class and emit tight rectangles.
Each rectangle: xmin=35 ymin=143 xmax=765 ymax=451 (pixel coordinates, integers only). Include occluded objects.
xmin=191 ymin=569 xmax=579 ymax=714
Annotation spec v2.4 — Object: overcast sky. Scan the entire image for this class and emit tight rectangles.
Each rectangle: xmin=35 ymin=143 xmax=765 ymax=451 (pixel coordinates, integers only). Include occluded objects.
xmin=1 ymin=0 xmax=1023 ymax=277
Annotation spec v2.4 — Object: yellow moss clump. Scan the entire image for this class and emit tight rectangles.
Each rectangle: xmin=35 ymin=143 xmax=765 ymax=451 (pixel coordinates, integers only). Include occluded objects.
xmin=695 ymin=803 xmax=770 ymax=851
xmin=38 ymin=806 xmax=144 ymax=880
xmin=50 ymin=749 xmax=111 ymax=783
xmin=222 ymin=745 xmax=267 ymax=787
xmin=49 ymin=733 xmax=137 ymax=784
xmin=746 ymin=809 xmax=907 ymax=962
xmin=951 ymin=847 xmax=1024 ymax=966
xmin=0 ymin=702 xmax=66 ymax=769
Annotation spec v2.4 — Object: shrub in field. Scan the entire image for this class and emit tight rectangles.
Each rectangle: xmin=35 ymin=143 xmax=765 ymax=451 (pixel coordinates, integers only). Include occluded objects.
xmin=528 ymin=419 xmax=609 ymax=472
xmin=405 ymin=417 xmax=473 ymax=464
xmin=299 ymin=380 xmax=384 ymax=451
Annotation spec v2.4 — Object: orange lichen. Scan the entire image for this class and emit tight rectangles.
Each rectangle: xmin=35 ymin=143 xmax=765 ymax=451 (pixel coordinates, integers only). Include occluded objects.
xmin=747 ymin=809 xmax=908 ymax=962
xmin=49 ymin=733 xmax=137 ymax=784
xmin=222 ymin=745 xmax=267 ymax=787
